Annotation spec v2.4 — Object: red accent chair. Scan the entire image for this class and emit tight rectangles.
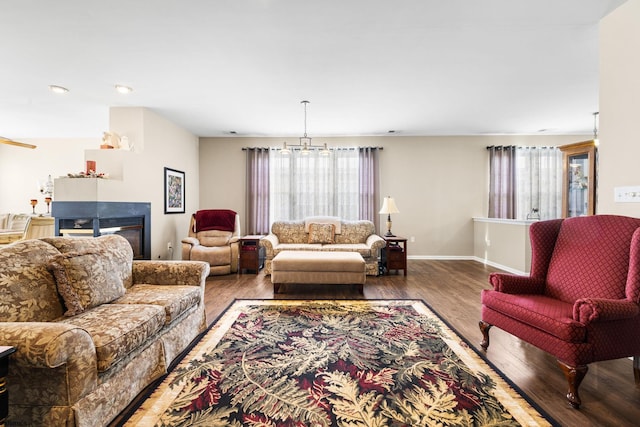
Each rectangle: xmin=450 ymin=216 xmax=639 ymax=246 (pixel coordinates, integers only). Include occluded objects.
xmin=480 ymin=214 xmax=640 ymax=408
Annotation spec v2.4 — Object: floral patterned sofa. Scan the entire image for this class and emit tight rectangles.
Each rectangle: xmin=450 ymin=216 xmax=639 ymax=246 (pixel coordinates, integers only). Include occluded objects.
xmin=0 ymin=235 xmax=210 ymax=427
xmin=261 ymin=217 xmax=385 ymax=276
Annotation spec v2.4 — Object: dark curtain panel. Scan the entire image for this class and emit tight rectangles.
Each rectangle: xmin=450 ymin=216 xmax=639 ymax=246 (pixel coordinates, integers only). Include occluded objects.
xmin=488 ymin=145 xmax=516 ymax=219
xmin=245 ymin=148 xmax=270 ymax=234
xmin=359 ymin=147 xmax=380 ymax=231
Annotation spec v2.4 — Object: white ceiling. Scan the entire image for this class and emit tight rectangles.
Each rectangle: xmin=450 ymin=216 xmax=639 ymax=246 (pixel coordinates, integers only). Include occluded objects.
xmin=0 ymin=0 xmax=625 ymax=139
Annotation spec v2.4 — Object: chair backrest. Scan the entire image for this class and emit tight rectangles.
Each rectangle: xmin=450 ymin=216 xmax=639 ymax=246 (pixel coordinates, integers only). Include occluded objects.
xmin=22 ymin=216 xmax=55 ymax=240
xmin=543 ymin=215 xmax=640 ymax=303
xmin=188 ymin=213 xmax=241 ymax=246
xmin=7 ymin=213 xmax=30 ymax=232
xmin=0 ymin=213 xmax=8 ymax=229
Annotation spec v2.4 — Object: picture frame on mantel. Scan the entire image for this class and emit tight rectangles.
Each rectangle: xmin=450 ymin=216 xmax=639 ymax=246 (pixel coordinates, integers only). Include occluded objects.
xmin=164 ymin=167 xmax=185 ymax=214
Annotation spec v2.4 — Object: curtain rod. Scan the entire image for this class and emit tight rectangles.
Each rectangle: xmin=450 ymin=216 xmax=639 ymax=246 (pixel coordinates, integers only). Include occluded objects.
xmin=486 ymin=145 xmax=557 ymax=149
xmin=242 ymin=146 xmax=383 ymax=150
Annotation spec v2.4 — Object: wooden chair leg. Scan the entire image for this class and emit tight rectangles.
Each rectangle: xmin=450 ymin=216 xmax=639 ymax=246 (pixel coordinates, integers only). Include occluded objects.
xmin=557 ymin=360 xmax=588 ymax=409
xmin=634 ymin=356 xmax=640 ymax=387
xmin=479 ymin=321 xmax=492 ymax=350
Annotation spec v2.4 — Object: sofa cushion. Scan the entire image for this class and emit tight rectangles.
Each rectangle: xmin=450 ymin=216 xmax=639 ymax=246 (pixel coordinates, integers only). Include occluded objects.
xmin=49 ymin=250 xmax=127 ymax=316
xmin=481 ymin=290 xmax=586 ymax=342
xmin=320 ymin=243 xmax=372 ymax=258
xmin=273 ymin=243 xmax=323 ymax=256
xmin=41 ymin=235 xmax=134 ymax=288
xmin=196 ymin=229 xmax=232 ymax=247
xmin=304 ymin=216 xmax=342 ymax=234
xmin=58 ymin=303 xmax=165 ymax=372
xmin=0 ymin=239 xmax=64 ymax=322
xmin=113 ymin=284 xmax=201 ymax=325
xmin=190 ymin=245 xmax=230 ymax=266
xmin=308 ymin=223 xmax=335 ymax=244
xmin=271 ymin=221 xmax=308 ymax=243
xmin=333 ymin=220 xmax=376 ymax=244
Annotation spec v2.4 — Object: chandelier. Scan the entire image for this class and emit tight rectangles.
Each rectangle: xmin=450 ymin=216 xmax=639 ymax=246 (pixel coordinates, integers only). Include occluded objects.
xmin=281 ymin=100 xmax=330 ymax=156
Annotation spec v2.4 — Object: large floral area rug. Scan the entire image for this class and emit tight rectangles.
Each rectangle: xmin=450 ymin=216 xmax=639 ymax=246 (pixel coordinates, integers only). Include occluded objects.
xmin=125 ymin=299 xmax=556 ymax=426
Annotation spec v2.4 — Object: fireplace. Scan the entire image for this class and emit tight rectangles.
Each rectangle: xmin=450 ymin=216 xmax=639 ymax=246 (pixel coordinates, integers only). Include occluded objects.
xmin=51 ymin=201 xmax=151 ymax=259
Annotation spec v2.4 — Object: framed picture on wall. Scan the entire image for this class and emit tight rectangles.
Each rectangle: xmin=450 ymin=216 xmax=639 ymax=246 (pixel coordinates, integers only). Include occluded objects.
xmin=164 ymin=167 xmax=185 ymax=214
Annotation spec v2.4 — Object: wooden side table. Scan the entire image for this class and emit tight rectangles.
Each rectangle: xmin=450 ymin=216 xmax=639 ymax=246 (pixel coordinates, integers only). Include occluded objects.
xmin=239 ymin=235 xmax=265 ymax=274
xmin=0 ymin=346 xmax=16 ymax=426
xmin=380 ymin=236 xmax=407 ymax=276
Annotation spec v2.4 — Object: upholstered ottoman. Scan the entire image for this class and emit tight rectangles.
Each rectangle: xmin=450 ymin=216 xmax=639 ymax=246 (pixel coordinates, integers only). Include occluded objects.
xmin=271 ymin=251 xmax=366 ymax=293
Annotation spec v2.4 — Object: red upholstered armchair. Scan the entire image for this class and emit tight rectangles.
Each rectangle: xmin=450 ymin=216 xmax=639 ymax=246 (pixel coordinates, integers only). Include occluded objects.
xmin=480 ymin=214 xmax=640 ymax=408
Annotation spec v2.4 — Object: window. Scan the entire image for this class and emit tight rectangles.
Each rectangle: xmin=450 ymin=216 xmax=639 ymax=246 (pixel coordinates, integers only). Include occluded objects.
xmin=269 ymin=148 xmax=360 ymax=221
xmin=245 ymin=146 xmax=381 ymax=234
xmin=488 ymin=146 xmax=562 ymax=220
xmin=515 ymin=147 xmax=562 ymax=220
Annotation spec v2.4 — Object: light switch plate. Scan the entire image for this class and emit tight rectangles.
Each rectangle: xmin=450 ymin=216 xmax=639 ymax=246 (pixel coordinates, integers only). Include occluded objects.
xmin=614 ymin=186 xmax=640 ymax=203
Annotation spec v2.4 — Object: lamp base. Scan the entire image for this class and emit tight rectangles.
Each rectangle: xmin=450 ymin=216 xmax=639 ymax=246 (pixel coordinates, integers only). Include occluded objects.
xmin=384 ymin=217 xmax=395 ymax=237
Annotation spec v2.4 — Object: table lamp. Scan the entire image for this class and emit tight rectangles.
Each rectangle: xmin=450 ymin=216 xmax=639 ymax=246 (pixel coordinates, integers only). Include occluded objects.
xmin=379 ymin=196 xmax=400 ymax=237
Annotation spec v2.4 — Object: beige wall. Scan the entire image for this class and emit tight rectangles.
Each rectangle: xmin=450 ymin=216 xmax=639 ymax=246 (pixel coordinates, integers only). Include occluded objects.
xmin=0 ymin=107 xmax=200 ymax=260
xmin=200 ymin=134 xmax=584 ymax=258
xmin=473 ymin=219 xmax=532 ymax=274
xmin=0 ymin=132 xmax=587 ymax=261
xmin=599 ymin=0 xmax=640 ymax=217
xmin=0 ymin=138 xmax=98 ymax=213
xmin=109 ymin=107 xmax=200 ymax=260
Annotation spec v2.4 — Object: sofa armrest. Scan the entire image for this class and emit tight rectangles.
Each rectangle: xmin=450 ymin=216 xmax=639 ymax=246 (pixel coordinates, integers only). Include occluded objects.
xmin=366 ymin=234 xmax=385 ymax=252
xmin=182 ymin=237 xmax=200 ymax=260
xmin=488 ymin=272 xmax=546 ymax=294
xmin=260 ymin=234 xmax=280 ymax=258
xmin=573 ymin=298 xmax=640 ymax=324
xmin=132 ymin=260 xmax=209 ymax=286
xmin=0 ymin=322 xmax=98 ymax=402
xmin=182 ymin=237 xmax=200 ymax=247
xmin=0 ymin=322 xmax=95 ymax=368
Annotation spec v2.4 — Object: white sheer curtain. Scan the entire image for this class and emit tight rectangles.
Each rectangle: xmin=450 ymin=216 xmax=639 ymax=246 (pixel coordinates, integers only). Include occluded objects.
xmin=515 ymin=147 xmax=562 ymax=220
xmin=269 ymin=148 xmax=359 ymax=221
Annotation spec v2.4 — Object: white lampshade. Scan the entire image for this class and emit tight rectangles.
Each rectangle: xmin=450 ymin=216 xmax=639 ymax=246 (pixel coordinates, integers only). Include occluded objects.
xmin=379 ymin=197 xmax=400 ymax=214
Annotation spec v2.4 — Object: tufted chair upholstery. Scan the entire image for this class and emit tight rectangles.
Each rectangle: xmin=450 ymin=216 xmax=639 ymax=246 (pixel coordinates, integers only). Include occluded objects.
xmin=182 ymin=211 xmax=241 ymax=275
xmin=480 ymin=214 xmax=640 ymax=408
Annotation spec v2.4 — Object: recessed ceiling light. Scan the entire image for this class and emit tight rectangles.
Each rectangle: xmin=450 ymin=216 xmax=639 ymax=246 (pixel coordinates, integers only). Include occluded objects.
xmin=115 ymin=85 xmax=133 ymax=94
xmin=388 ymin=130 xmax=396 ymax=134
xmin=49 ymin=85 xmax=69 ymax=94
xmin=229 ymin=131 xmax=237 ymax=135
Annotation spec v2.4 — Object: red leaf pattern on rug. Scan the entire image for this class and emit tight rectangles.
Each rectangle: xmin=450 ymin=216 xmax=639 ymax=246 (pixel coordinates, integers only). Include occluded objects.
xmin=183 ymin=369 xmax=222 ymax=412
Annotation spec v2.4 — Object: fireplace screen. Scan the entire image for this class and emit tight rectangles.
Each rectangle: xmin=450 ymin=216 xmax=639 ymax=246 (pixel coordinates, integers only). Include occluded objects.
xmin=52 ymin=202 xmax=151 ymax=260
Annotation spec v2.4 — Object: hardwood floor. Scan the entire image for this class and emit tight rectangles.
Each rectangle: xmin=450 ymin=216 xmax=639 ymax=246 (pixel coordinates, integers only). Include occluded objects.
xmin=203 ymin=260 xmax=640 ymax=427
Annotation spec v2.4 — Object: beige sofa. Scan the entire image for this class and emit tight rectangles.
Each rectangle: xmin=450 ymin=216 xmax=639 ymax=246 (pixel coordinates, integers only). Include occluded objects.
xmin=0 ymin=213 xmax=30 ymax=245
xmin=0 ymin=235 xmax=209 ymax=427
xmin=261 ymin=218 xmax=385 ymax=276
